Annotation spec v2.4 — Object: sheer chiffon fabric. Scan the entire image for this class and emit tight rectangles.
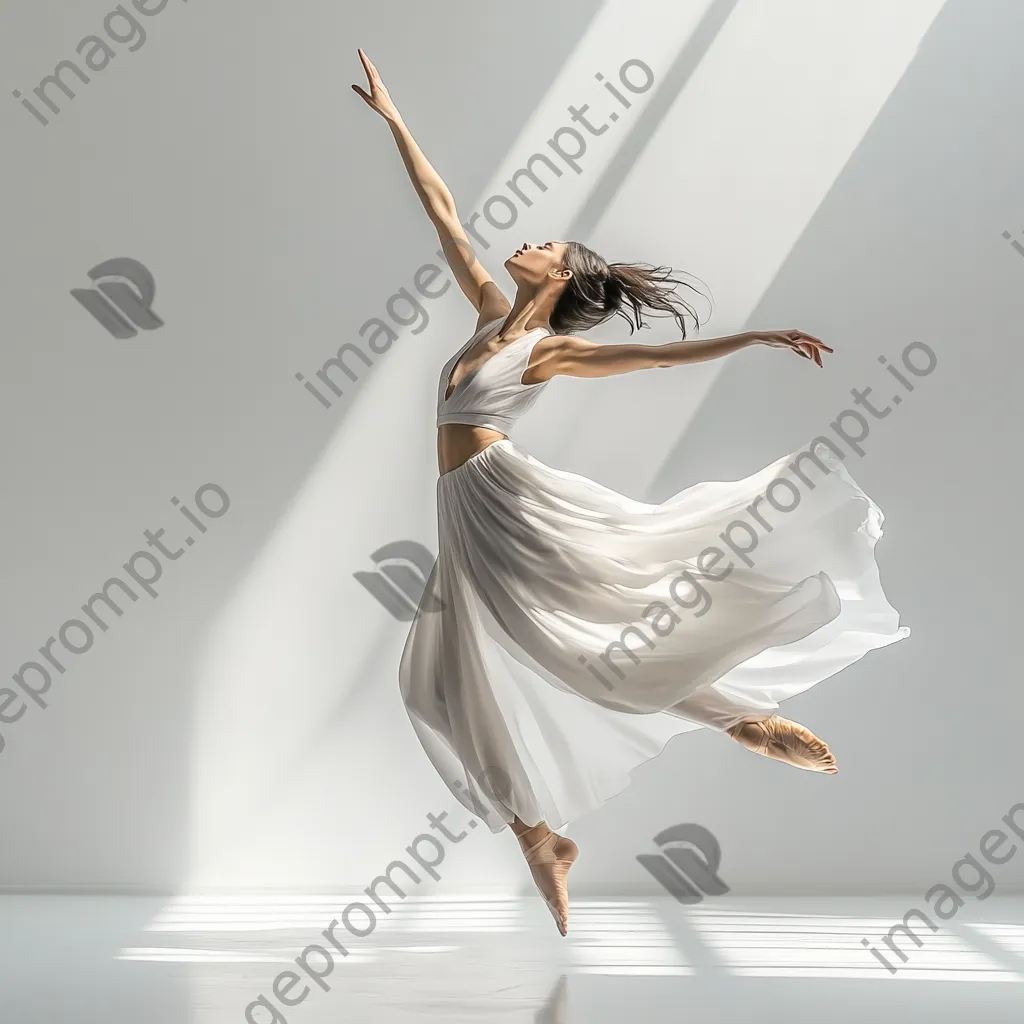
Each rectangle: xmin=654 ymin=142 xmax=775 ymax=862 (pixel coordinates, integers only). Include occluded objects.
xmin=399 ymin=437 xmax=908 ymax=833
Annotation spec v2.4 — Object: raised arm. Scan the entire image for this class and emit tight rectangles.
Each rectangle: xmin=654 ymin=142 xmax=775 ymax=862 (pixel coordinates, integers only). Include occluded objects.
xmin=352 ymin=49 xmax=509 ymax=327
xmin=533 ymin=329 xmax=832 ymax=382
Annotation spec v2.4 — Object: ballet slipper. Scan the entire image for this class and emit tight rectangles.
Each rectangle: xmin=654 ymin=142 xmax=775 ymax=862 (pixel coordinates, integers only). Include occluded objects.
xmin=727 ymin=714 xmax=838 ymax=773
xmin=519 ymin=827 xmax=578 ymax=936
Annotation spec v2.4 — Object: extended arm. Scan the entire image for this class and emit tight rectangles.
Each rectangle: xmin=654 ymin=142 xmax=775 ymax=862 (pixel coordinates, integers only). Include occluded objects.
xmin=352 ymin=49 xmax=508 ymax=322
xmin=536 ymin=329 xmax=832 ymax=381
xmin=385 ymin=118 xmax=507 ymax=316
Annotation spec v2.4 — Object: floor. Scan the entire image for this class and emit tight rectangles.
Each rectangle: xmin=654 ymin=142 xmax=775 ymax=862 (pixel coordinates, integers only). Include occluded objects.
xmin=3 ymin=894 xmax=1024 ymax=1022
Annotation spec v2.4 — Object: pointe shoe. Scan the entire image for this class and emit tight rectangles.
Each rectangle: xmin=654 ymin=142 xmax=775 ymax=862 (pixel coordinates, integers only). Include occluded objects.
xmin=727 ymin=714 xmax=839 ymax=773
xmin=520 ymin=827 xmax=578 ymax=936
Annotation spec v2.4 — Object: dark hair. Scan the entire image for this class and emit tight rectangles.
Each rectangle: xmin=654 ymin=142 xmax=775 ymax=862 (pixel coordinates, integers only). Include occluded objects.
xmin=550 ymin=240 xmax=709 ymax=338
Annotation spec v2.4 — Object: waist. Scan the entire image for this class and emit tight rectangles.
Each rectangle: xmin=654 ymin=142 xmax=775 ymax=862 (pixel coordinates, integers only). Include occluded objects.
xmin=438 ymin=423 xmax=508 ymax=477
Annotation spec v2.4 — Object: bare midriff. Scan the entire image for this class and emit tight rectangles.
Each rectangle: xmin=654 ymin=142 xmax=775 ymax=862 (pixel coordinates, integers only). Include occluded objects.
xmin=437 ymin=424 xmax=506 ymax=476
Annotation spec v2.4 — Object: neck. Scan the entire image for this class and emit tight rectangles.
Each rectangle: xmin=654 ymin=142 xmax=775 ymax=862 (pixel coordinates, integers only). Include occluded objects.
xmin=502 ymin=282 xmax=560 ymax=336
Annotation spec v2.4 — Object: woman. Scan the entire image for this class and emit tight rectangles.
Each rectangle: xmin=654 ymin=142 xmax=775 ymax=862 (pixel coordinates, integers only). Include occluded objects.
xmin=353 ymin=50 xmax=908 ymax=935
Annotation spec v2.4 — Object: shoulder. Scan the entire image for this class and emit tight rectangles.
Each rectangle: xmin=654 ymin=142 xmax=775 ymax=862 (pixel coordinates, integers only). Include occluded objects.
xmin=542 ymin=333 xmax=594 ymax=350
xmin=537 ymin=333 xmax=599 ymax=361
xmin=525 ymin=333 xmax=598 ymax=383
xmin=474 ymin=285 xmax=512 ymax=331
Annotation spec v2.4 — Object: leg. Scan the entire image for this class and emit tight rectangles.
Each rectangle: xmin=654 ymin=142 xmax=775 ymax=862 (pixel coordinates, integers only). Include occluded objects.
xmin=510 ymin=816 xmax=578 ymax=937
xmin=669 ymin=683 xmax=838 ymax=773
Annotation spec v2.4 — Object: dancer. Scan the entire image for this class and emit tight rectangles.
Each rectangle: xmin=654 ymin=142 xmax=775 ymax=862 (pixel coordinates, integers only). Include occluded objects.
xmin=353 ymin=50 xmax=908 ymax=935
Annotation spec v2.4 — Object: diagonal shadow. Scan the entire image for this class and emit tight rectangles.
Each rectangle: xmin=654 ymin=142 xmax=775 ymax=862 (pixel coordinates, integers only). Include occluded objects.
xmin=320 ymin=0 xmax=741 ymax=742
xmin=570 ymin=0 xmax=741 ymax=239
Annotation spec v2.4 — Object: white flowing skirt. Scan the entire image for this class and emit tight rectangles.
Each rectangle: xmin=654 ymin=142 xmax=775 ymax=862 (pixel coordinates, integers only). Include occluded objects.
xmin=399 ymin=437 xmax=909 ymax=833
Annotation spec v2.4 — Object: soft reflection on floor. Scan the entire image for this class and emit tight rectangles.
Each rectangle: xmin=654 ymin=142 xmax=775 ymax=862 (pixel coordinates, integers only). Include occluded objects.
xmin=3 ymin=895 xmax=1024 ymax=1022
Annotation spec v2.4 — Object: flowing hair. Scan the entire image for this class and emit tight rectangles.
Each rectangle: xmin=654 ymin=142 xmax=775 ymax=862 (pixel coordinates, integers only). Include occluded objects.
xmin=551 ymin=241 xmax=710 ymax=338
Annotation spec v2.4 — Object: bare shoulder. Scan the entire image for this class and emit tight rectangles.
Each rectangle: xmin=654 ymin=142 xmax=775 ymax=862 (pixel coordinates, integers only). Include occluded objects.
xmin=528 ymin=333 xmax=659 ymax=381
xmin=538 ymin=333 xmax=597 ymax=355
xmin=524 ymin=333 xmax=596 ymax=384
xmin=474 ymin=283 xmax=512 ymax=332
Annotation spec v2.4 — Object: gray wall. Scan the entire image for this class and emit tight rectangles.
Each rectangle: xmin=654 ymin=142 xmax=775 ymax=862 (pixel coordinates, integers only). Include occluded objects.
xmin=1 ymin=0 xmax=1021 ymax=898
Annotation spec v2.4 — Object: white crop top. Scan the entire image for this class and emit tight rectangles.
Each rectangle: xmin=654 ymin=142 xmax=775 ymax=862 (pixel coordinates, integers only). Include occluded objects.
xmin=436 ymin=316 xmax=552 ymax=435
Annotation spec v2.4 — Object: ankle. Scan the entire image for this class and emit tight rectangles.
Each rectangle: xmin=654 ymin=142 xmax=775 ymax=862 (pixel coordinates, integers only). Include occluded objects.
xmin=515 ymin=822 xmax=552 ymax=846
xmin=728 ymin=715 xmax=773 ymax=737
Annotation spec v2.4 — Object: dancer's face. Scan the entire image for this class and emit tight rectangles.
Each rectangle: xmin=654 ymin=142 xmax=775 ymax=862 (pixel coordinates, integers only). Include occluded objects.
xmin=505 ymin=240 xmax=571 ymax=287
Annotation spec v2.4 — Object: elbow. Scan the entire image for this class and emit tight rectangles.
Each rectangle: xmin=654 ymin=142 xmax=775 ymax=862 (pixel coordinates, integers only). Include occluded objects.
xmin=429 ymin=203 xmax=456 ymax=228
xmin=427 ymin=186 xmax=457 ymax=220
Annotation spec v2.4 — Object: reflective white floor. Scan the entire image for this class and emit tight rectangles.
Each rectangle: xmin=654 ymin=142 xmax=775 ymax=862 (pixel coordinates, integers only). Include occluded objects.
xmin=3 ymin=894 xmax=1024 ymax=1022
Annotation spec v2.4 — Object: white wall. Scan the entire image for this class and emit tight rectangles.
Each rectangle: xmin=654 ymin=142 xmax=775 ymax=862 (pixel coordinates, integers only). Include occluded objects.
xmin=1 ymin=0 xmax=1021 ymax=898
